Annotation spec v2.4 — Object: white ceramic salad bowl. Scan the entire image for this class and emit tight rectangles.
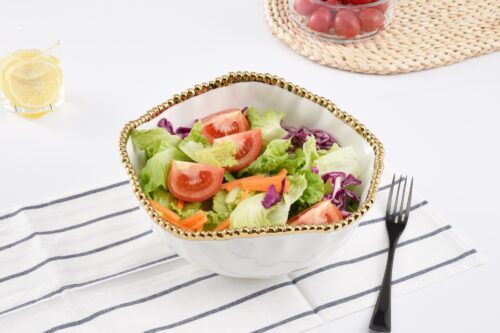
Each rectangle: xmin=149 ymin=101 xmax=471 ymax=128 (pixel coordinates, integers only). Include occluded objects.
xmin=119 ymin=72 xmax=384 ymax=278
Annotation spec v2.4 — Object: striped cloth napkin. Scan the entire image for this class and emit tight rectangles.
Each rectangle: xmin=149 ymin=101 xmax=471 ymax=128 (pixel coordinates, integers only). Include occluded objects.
xmin=0 ymin=170 xmax=483 ymax=332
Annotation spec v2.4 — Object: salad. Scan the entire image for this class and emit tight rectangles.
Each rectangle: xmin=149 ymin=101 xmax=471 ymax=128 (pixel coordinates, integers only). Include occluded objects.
xmin=131 ymin=107 xmax=362 ymax=232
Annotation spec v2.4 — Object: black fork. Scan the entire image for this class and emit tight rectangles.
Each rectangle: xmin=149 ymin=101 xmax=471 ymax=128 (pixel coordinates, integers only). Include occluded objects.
xmin=370 ymin=175 xmax=413 ymax=332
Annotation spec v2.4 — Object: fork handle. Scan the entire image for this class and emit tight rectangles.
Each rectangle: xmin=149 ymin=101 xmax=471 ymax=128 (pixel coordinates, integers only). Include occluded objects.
xmin=369 ymin=245 xmax=396 ymax=332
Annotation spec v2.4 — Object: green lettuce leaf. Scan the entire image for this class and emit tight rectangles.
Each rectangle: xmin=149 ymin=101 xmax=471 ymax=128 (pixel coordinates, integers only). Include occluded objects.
xmin=153 ymin=189 xmax=214 ymax=229
xmin=179 ymin=140 xmax=237 ymax=167
xmin=151 ymin=188 xmax=203 ymax=219
xmin=280 ymin=148 xmax=306 ymax=174
xmin=313 ymin=146 xmax=361 ymax=178
xmin=203 ymin=188 xmax=242 ymax=230
xmin=139 ymin=145 xmax=189 ymax=196
xmin=180 ymin=121 xmax=208 ymax=146
xmin=229 ymin=194 xmax=269 ymax=229
xmin=239 ymin=139 xmax=292 ymax=176
xmin=287 ymin=137 xmax=323 ymax=216
xmin=212 ymin=191 xmax=230 ymax=220
xmin=273 ymin=136 xmax=317 ymax=175
xmin=151 ymin=188 xmax=176 ymax=208
xmin=267 ymin=174 xmax=308 ymax=225
xmin=171 ymin=200 xmax=202 ymax=219
xmin=299 ymin=170 xmax=324 ymax=206
xmin=131 ymin=128 xmax=180 ymax=151
xmin=177 ymin=203 xmax=202 ymax=219
xmin=204 ymin=211 xmax=220 ymax=231
xmin=302 ymin=135 xmax=319 ymax=171
xmin=224 ymin=171 xmax=236 ymax=182
xmin=229 ymin=174 xmax=307 ymax=229
xmin=178 ymin=120 xmax=237 ymax=167
xmin=247 ymin=108 xmax=288 ymax=146
xmin=212 ymin=189 xmax=240 ymax=221
xmin=145 ymin=140 xmax=188 ymax=159
xmin=225 ymin=187 xmax=244 ymax=207
xmin=290 ymin=170 xmax=324 ymax=217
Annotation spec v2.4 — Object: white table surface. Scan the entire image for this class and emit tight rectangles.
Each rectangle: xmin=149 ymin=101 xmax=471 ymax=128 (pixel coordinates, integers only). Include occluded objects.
xmin=0 ymin=1 xmax=498 ymax=332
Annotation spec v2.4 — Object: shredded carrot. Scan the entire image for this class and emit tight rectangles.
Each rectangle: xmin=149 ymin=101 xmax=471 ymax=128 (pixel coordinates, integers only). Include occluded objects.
xmin=149 ymin=199 xmax=180 ymax=223
xmin=278 ymin=169 xmax=288 ymax=177
xmin=190 ymin=214 xmax=208 ymax=231
xmin=177 ymin=199 xmax=184 ymax=210
xmin=179 ymin=210 xmax=207 ymax=229
xmin=220 ymin=175 xmax=262 ymax=191
xmin=164 ymin=216 xmax=190 ymax=230
xmin=276 ymin=176 xmax=287 ymax=193
xmin=221 ymin=170 xmax=290 ymax=192
xmin=215 ymin=219 xmax=231 ymax=231
xmin=237 ymin=176 xmax=290 ymax=192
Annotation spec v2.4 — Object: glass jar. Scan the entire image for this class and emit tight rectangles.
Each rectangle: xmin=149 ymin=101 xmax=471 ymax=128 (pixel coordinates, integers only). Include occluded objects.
xmin=290 ymin=0 xmax=397 ymax=42
xmin=0 ymin=28 xmax=64 ymax=118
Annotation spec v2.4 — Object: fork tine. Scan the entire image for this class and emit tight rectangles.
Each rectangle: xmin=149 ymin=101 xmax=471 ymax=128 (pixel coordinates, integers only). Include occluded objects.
xmin=396 ymin=177 xmax=408 ymax=223
xmin=392 ymin=175 xmax=403 ymax=220
xmin=386 ymin=174 xmax=396 ymax=217
xmin=403 ymin=178 xmax=414 ymax=222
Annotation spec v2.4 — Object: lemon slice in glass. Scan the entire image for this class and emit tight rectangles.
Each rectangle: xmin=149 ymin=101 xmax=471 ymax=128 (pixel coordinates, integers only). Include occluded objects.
xmin=0 ymin=49 xmax=46 ymax=87
xmin=2 ymin=49 xmax=62 ymax=111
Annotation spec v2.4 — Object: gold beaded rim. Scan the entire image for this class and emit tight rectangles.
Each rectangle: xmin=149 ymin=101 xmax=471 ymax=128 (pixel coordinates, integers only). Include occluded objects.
xmin=119 ymin=72 xmax=384 ymax=240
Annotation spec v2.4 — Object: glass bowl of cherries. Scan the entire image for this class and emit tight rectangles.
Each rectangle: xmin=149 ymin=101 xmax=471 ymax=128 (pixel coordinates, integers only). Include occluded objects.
xmin=290 ymin=0 xmax=396 ymax=42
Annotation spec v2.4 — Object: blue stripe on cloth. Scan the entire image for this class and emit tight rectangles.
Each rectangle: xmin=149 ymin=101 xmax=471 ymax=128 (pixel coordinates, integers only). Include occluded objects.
xmin=253 ymin=249 xmax=478 ymax=333
xmin=43 ymin=273 xmax=218 ymax=333
xmin=41 ymin=224 xmax=451 ymax=333
xmin=0 ymin=206 xmax=140 ymax=253
xmin=0 ymin=254 xmax=179 ymax=317
xmin=0 ymin=231 xmax=152 ymax=285
xmin=0 ymin=180 xmax=129 ymax=222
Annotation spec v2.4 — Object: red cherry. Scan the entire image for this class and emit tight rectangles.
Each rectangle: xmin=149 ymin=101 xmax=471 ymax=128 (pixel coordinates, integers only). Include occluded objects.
xmin=294 ymin=0 xmax=320 ymax=16
xmin=308 ymin=7 xmax=333 ymax=32
xmin=333 ymin=10 xmax=361 ymax=38
xmin=358 ymin=8 xmax=385 ymax=32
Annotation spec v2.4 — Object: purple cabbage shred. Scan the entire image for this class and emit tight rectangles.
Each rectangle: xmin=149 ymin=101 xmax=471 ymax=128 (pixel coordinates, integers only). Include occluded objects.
xmin=157 ymin=118 xmax=174 ymax=135
xmin=283 ymin=126 xmax=337 ymax=150
xmin=157 ymin=118 xmax=191 ymax=139
xmin=322 ymin=172 xmax=361 ymax=217
xmin=262 ymin=177 xmax=286 ymax=209
xmin=175 ymin=127 xmax=191 ymax=139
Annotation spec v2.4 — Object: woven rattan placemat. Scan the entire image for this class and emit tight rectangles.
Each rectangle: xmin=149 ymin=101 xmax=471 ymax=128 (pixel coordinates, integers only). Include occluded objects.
xmin=265 ymin=0 xmax=500 ymax=74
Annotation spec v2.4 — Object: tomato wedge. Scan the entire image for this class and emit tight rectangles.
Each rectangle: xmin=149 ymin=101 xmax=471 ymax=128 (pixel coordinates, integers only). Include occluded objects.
xmin=201 ymin=108 xmax=249 ymax=143
xmin=288 ymin=201 xmax=343 ymax=226
xmin=168 ymin=161 xmax=224 ymax=202
xmin=214 ymin=129 xmax=262 ymax=172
